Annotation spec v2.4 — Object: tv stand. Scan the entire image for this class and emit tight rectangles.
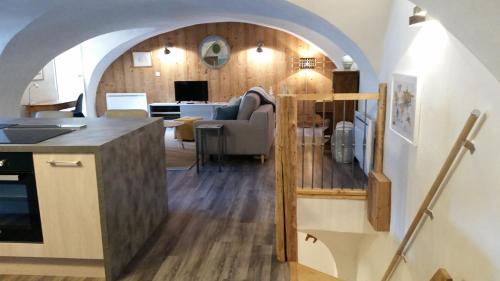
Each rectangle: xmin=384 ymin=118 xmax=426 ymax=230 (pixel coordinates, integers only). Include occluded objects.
xmin=149 ymin=102 xmax=228 ymax=120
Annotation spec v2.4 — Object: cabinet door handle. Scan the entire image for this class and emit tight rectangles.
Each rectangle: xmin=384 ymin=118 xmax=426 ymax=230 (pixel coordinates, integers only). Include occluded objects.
xmin=0 ymin=175 xmax=19 ymax=181
xmin=47 ymin=160 xmax=82 ymax=167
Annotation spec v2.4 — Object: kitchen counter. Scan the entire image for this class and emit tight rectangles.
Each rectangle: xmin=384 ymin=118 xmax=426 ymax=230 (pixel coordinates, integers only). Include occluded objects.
xmin=0 ymin=118 xmax=168 ymax=281
xmin=0 ymin=117 xmax=159 ymax=152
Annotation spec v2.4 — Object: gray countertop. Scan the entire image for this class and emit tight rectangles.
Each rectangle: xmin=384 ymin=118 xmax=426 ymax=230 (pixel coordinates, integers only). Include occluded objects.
xmin=0 ymin=117 xmax=163 ymax=153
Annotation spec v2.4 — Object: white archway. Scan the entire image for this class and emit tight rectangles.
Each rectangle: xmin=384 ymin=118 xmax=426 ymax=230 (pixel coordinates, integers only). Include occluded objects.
xmin=82 ymin=19 xmax=352 ymax=117
xmin=0 ymin=0 xmax=379 ymax=117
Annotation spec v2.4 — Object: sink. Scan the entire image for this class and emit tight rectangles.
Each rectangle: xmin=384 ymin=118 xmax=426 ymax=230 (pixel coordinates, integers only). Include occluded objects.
xmin=0 ymin=128 xmax=74 ymax=144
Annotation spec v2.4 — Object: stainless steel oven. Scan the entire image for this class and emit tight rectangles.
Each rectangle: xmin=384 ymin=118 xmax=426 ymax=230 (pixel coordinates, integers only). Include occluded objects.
xmin=0 ymin=152 xmax=43 ymax=243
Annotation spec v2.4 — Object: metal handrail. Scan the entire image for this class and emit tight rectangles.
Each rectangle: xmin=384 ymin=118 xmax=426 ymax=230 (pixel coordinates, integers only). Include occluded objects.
xmin=381 ymin=109 xmax=481 ymax=281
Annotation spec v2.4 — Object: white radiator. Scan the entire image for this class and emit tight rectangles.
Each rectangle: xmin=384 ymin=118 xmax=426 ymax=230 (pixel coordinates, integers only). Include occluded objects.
xmin=106 ymin=93 xmax=148 ymax=112
xmin=354 ymin=111 xmax=374 ymax=175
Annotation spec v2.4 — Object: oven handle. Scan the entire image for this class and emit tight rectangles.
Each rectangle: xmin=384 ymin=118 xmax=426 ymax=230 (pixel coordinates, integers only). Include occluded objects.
xmin=47 ymin=160 xmax=82 ymax=167
xmin=0 ymin=175 xmax=19 ymax=181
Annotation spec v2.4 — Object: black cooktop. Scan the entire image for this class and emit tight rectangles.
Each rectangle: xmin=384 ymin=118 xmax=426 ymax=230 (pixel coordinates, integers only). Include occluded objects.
xmin=0 ymin=126 xmax=74 ymax=144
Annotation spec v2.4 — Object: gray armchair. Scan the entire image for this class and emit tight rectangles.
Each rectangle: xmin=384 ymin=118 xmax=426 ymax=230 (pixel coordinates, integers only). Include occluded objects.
xmin=194 ymin=104 xmax=275 ymax=163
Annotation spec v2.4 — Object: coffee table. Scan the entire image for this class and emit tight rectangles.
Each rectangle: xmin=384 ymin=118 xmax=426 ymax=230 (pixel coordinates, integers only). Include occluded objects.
xmin=163 ymin=120 xmax=184 ymax=129
xmin=164 ymin=120 xmax=185 ymax=149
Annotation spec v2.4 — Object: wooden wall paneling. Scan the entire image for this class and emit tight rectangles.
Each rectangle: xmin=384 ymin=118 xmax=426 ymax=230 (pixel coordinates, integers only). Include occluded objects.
xmin=244 ymin=23 xmax=255 ymax=90
xmin=225 ymin=23 xmax=233 ymax=98
xmin=123 ymin=49 xmax=134 ymax=93
xmin=274 ymin=30 xmax=285 ymax=96
xmin=157 ymin=36 xmax=165 ymax=101
xmin=96 ymin=22 xmax=335 ymax=116
xmin=234 ymin=23 xmax=246 ymax=97
xmin=143 ymin=41 xmax=155 ymax=101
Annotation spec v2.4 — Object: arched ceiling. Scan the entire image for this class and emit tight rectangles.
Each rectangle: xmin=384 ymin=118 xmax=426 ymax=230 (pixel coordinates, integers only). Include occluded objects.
xmin=412 ymin=0 xmax=500 ymax=84
xmin=0 ymin=0 xmax=385 ymax=116
xmin=82 ymin=21 xmax=351 ymax=117
xmin=0 ymin=0 xmax=498 ymax=117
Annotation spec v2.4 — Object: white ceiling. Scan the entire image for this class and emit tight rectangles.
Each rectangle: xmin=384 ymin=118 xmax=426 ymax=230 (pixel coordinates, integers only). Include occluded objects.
xmin=0 ymin=0 xmax=498 ymax=116
xmin=0 ymin=0 xmax=384 ymax=116
xmin=413 ymin=0 xmax=500 ymax=84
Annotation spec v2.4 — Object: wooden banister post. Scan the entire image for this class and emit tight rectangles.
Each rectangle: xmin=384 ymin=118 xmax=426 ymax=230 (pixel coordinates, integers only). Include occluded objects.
xmin=275 ymin=94 xmax=298 ymax=262
xmin=368 ymin=83 xmax=392 ymax=231
xmin=374 ymin=83 xmax=388 ymax=173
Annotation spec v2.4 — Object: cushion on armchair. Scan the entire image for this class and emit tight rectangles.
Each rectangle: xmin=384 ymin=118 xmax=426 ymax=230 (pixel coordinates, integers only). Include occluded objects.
xmin=213 ymin=105 xmax=239 ymax=120
xmin=237 ymin=93 xmax=261 ymax=120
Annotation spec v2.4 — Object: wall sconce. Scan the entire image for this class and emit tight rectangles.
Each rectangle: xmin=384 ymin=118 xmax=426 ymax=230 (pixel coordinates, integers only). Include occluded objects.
xmin=299 ymin=57 xmax=316 ymax=69
xmin=164 ymin=42 xmax=173 ymax=55
xmin=409 ymin=6 xmax=427 ymax=26
xmin=256 ymin=41 xmax=264 ymax=53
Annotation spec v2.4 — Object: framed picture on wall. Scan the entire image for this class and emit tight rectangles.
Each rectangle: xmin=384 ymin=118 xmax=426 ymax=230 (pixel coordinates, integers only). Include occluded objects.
xmin=390 ymin=73 xmax=421 ymax=145
xmin=132 ymin=51 xmax=152 ymax=67
xmin=33 ymin=69 xmax=44 ymax=81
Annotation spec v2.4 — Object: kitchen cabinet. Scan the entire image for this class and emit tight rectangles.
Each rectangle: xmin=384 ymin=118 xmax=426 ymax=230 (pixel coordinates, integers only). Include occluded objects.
xmin=34 ymin=153 xmax=104 ymax=259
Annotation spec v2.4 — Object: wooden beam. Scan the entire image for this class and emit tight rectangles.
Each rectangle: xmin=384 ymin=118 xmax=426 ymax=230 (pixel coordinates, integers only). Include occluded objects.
xmin=275 ymin=94 xmax=298 ymax=262
xmin=296 ymin=93 xmax=379 ymax=101
xmin=368 ymin=83 xmax=392 ymax=232
xmin=297 ymin=188 xmax=367 ymax=200
xmin=373 ymin=83 xmax=388 ymax=173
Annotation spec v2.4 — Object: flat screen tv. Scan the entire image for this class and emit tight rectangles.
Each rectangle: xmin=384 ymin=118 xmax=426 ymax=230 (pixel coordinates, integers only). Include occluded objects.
xmin=174 ymin=81 xmax=208 ymax=102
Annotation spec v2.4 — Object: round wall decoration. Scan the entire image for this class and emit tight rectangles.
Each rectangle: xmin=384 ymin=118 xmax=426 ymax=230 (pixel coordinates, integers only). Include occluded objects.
xmin=199 ymin=35 xmax=230 ymax=69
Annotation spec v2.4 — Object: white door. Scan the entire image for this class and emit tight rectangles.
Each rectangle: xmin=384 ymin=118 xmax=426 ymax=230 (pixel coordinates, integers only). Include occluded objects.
xmin=54 ymin=45 xmax=86 ymax=113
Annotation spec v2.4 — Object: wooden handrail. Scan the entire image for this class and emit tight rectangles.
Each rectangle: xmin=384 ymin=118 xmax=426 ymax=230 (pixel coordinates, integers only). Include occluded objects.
xmin=380 ymin=110 xmax=481 ymax=281
xmin=296 ymin=93 xmax=379 ymax=101
xmin=297 ymin=188 xmax=367 ymax=200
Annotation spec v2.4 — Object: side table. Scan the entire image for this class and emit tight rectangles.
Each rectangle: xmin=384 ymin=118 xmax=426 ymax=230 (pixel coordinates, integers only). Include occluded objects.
xmin=195 ymin=124 xmax=225 ymax=173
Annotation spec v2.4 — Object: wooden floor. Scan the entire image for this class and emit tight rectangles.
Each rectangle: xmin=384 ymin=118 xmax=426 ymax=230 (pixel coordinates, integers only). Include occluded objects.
xmin=1 ymin=154 xmax=289 ymax=281
xmin=289 ymin=262 xmax=342 ymax=281
xmin=297 ymin=143 xmax=368 ymax=189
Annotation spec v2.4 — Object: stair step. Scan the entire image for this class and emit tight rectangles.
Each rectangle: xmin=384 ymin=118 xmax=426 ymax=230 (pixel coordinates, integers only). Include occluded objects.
xmin=289 ymin=262 xmax=342 ymax=281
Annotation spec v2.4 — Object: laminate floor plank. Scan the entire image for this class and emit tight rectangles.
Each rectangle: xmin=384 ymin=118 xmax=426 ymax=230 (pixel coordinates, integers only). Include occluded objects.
xmin=1 ymin=152 xmax=289 ymax=281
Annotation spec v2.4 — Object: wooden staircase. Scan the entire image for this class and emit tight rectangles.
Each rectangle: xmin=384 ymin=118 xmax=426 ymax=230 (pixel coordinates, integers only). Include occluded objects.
xmin=289 ymin=262 xmax=342 ymax=281
xmin=430 ymin=268 xmax=452 ymax=281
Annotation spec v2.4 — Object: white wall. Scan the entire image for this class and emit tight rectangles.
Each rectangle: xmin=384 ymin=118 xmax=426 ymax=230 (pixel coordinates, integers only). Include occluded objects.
xmin=289 ymin=0 xmax=392 ymax=73
xmin=80 ymin=28 xmax=157 ymax=117
xmin=301 ymin=230 xmax=366 ymax=281
xmin=54 ymin=45 xmax=85 ymax=103
xmin=0 ymin=0 xmax=382 ymax=117
xmin=412 ymin=0 xmax=500 ymax=85
xmin=356 ymin=0 xmax=500 ymax=280
xmin=298 ymin=198 xmax=372 ymax=234
xmin=20 ymin=61 xmax=58 ymax=105
xmin=298 ymin=231 xmax=338 ymax=277
xmin=20 ymin=45 xmax=86 ymax=114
